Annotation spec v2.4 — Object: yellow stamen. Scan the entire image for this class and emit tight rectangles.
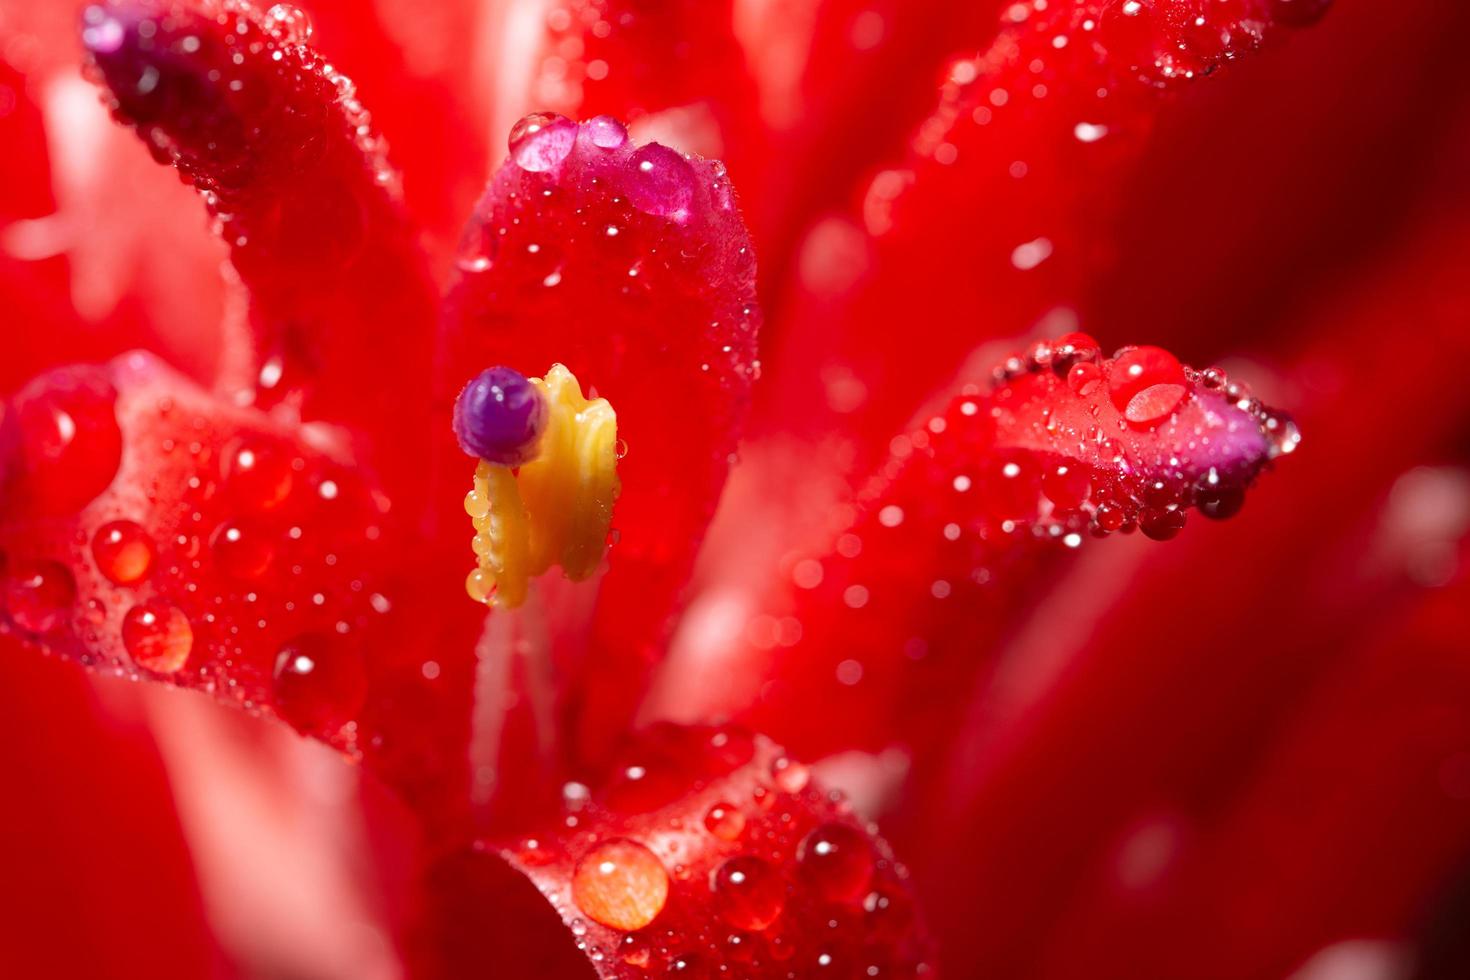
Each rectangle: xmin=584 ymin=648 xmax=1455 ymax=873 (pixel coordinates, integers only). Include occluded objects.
xmin=464 ymin=365 xmax=620 ymax=607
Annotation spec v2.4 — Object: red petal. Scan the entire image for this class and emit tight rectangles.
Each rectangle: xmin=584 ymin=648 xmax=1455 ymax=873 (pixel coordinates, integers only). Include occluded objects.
xmin=0 ymin=353 xmax=385 ymax=743
xmin=1056 ymin=555 xmax=1470 ymax=980
xmin=761 ymin=0 xmax=1327 ymax=464
xmin=0 ymin=350 xmax=495 ymax=829
xmin=414 ymin=725 xmax=930 ymax=978
xmin=441 ymin=114 xmax=761 ymax=766
xmin=682 ymin=337 xmax=1289 ymax=761
xmin=0 ymin=649 xmax=219 ymax=977
xmin=84 ymin=0 xmax=438 ymax=493
xmin=296 ymin=0 xmax=489 ymax=252
xmin=917 ymin=212 xmax=1470 ymax=977
xmin=531 ymin=1 xmax=749 ymax=118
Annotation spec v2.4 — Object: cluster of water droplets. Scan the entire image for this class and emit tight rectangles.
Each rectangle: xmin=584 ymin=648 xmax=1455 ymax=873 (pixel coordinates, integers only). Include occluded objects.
xmin=0 ymin=363 xmax=386 ymax=747
xmin=84 ymin=0 xmax=396 ymax=242
xmin=941 ymin=332 xmax=1298 ymax=542
xmin=483 ymin=727 xmax=926 ymax=976
xmin=1095 ymin=0 xmax=1330 ymax=87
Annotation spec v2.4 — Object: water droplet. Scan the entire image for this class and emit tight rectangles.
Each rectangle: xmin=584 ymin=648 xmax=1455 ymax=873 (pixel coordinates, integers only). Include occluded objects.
xmin=1100 ymin=0 xmax=1209 ymax=86
xmin=210 ymin=520 xmax=277 ymax=580
xmin=508 ymin=112 xmax=578 ymax=173
xmin=3 ymin=560 xmax=75 ymax=633
xmin=1139 ymin=507 xmax=1187 ymax=541
xmin=585 ymin=115 xmax=628 ymax=149
xmin=1108 ymin=346 xmax=1187 ymax=425
xmin=627 ymin=144 xmax=696 ymax=220
xmin=571 ymin=838 xmax=669 ymax=931
xmin=92 ymin=520 xmax=155 ymax=585
xmin=8 ymin=370 xmax=122 ymax=515
xmin=798 ymin=823 xmax=874 ymax=902
xmin=272 ymin=633 xmax=367 ymax=738
xmin=80 ymin=7 xmax=126 ymax=54
xmin=1067 ymin=361 xmax=1102 ymax=396
xmin=1267 ymin=413 xmax=1302 ymax=459
xmin=122 ymin=600 xmax=193 ymax=673
xmin=1196 ymin=476 xmax=1246 ymax=521
xmin=620 ymin=932 xmax=652 ymax=967
xmin=223 ymin=438 xmax=294 ymax=509
xmin=711 ymin=855 xmax=785 ymax=930
xmin=704 ymin=802 xmax=746 ymax=841
xmin=263 ymin=4 xmax=313 ymax=45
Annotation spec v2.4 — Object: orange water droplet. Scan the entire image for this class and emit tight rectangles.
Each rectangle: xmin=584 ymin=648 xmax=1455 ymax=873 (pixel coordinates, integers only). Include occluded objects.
xmin=122 ymin=600 xmax=193 ymax=673
xmin=571 ymin=838 xmax=669 ymax=931
xmin=704 ymin=802 xmax=746 ymax=841
xmin=92 ymin=520 xmax=154 ymax=585
xmin=223 ymin=438 xmax=294 ymax=509
xmin=210 ymin=519 xmax=277 ymax=580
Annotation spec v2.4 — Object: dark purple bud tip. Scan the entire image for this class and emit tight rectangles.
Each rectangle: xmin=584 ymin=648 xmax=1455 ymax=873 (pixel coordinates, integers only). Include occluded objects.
xmin=453 ymin=367 xmax=548 ymax=466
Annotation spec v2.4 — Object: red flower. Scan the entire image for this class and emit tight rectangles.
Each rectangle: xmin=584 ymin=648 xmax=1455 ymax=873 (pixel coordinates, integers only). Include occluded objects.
xmin=2 ymin=0 xmax=1467 ymax=977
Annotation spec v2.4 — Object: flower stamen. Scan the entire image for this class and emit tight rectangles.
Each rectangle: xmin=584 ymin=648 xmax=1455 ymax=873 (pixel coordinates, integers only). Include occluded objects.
xmin=456 ymin=365 xmax=620 ymax=607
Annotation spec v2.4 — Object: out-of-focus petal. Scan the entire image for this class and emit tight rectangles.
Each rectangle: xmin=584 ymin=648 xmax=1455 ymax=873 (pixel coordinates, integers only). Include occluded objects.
xmin=0 ymin=647 xmax=221 ymax=978
xmin=485 ymin=0 xmax=758 ymax=166
xmin=1039 ymin=542 xmax=1470 ymax=980
xmin=1091 ymin=0 xmax=1470 ymax=363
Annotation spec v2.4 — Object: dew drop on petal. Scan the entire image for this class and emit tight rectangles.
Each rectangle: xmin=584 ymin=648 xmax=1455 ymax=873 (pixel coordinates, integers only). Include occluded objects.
xmin=712 ymin=855 xmax=785 ymax=930
xmin=1067 ymin=361 xmax=1102 ymax=396
xmin=122 ymin=600 xmax=193 ymax=674
xmin=210 ymin=519 xmax=277 ymax=580
xmin=627 ymin=144 xmax=697 ymax=220
xmin=92 ymin=520 xmax=155 ymax=585
xmin=508 ymin=112 xmax=578 ymax=173
xmin=272 ymin=633 xmax=367 ymax=737
xmin=585 ymin=115 xmax=628 ymax=149
xmin=9 ymin=371 xmax=123 ymax=514
xmin=798 ymin=823 xmax=875 ymax=902
xmin=1125 ymin=383 xmax=1187 ymax=425
xmin=704 ymin=802 xmax=746 ymax=841
xmin=263 ymin=4 xmax=313 ymax=44
xmin=1109 ymin=346 xmax=1186 ymax=422
xmin=223 ymin=438 xmax=294 ymax=510
xmin=3 ymin=560 xmax=76 ymax=633
xmin=571 ymin=838 xmax=670 ymax=931
xmin=1140 ymin=507 xmax=1187 ymax=541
